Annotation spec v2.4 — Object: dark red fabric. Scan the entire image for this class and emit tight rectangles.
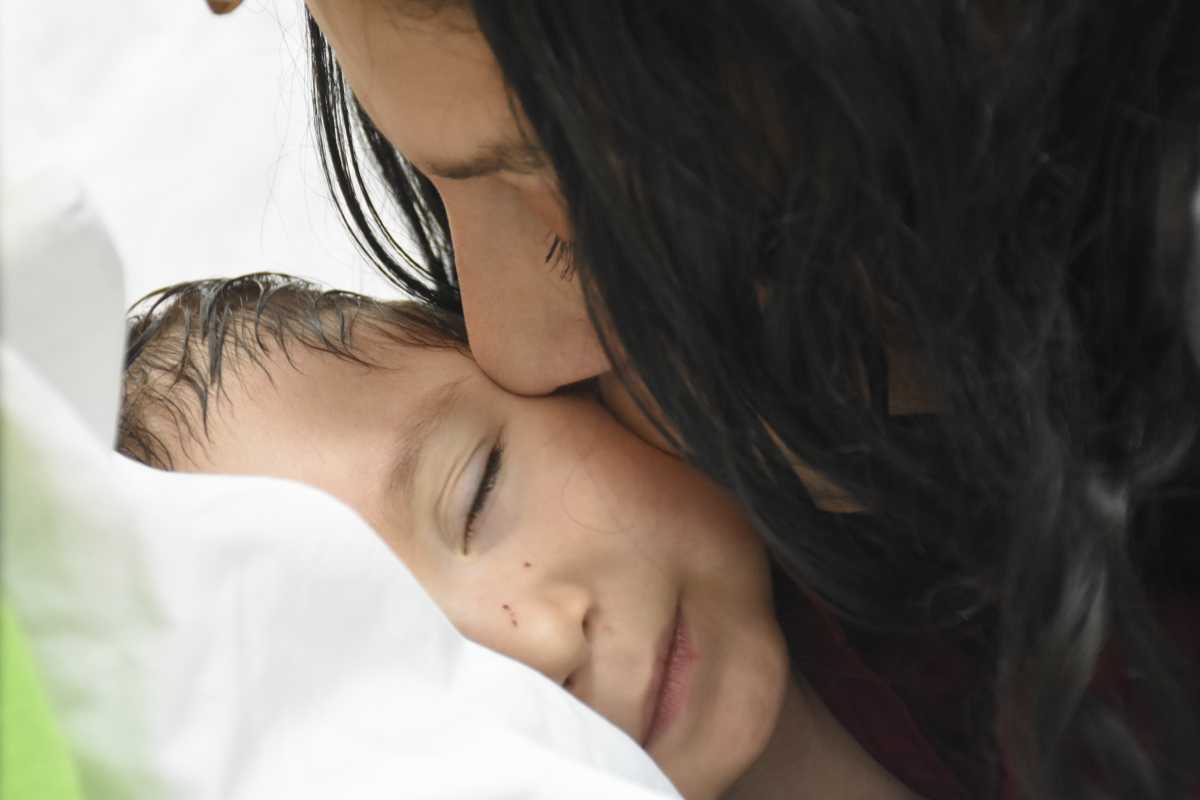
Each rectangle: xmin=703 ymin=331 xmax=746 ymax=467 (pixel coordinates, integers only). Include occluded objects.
xmin=779 ymin=586 xmax=1200 ymax=799
xmin=780 ymin=591 xmax=971 ymax=800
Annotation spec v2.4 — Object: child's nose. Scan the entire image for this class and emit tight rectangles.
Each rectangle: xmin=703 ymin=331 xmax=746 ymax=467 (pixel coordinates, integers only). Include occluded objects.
xmin=473 ymin=582 xmax=592 ymax=689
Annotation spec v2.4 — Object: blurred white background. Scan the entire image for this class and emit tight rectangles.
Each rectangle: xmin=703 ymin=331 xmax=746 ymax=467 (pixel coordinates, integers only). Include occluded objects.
xmin=3 ymin=0 xmax=404 ymax=303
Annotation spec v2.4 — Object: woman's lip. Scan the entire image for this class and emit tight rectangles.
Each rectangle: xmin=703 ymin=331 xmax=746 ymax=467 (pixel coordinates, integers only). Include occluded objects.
xmin=640 ymin=604 xmax=694 ymax=747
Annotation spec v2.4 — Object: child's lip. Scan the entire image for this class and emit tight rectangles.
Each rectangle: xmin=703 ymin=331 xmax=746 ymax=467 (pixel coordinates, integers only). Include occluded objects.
xmin=640 ymin=603 xmax=682 ymax=747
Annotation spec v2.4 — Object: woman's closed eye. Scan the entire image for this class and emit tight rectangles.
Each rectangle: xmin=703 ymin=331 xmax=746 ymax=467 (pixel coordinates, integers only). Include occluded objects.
xmin=463 ymin=439 xmax=504 ymax=552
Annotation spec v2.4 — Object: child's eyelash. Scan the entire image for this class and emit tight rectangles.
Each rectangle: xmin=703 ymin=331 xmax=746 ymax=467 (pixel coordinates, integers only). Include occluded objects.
xmin=464 ymin=441 xmax=504 ymax=550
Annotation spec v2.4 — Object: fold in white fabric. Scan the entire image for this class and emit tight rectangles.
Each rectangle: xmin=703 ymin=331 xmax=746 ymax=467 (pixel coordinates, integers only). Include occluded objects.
xmin=1 ymin=168 xmax=677 ymax=799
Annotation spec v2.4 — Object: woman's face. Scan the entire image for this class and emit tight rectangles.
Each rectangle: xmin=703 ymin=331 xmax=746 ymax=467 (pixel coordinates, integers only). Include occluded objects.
xmin=305 ymin=0 xmax=606 ymax=398
xmin=173 ymin=329 xmax=790 ymax=800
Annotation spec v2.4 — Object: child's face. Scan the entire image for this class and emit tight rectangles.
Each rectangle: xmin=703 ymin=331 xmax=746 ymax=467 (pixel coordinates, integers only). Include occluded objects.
xmin=175 ymin=330 xmax=789 ymax=799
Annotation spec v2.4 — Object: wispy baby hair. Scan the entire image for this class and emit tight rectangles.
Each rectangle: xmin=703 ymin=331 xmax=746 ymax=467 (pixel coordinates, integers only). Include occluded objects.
xmin=119 ymin=272 xmax=467 ymax=470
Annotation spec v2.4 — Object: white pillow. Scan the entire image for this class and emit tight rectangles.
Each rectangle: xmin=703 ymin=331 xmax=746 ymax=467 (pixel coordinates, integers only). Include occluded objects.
xmin=1 ymin=172 xmax=678 ymax=799
xmin=1 ymin=169 xmax=124 ymax=445
xmin=2 ymin=349 xmax=677 ymax=800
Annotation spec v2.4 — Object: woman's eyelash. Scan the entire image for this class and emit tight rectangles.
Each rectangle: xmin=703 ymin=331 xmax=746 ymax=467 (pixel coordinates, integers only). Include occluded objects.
xmin=464 ymin=441 xmax=504 ymax=550
xmin=544 ymin=234 xmax=577 ymax=280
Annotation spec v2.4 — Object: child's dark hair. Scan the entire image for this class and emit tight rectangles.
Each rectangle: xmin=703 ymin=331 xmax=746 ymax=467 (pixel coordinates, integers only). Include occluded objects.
xmin=119 ymin=272 xmax=467 ymax=470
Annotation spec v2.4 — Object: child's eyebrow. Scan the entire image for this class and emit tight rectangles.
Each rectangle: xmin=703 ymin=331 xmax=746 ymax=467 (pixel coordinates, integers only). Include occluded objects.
xmin=386 ymin=376 xmax=470 ymax=498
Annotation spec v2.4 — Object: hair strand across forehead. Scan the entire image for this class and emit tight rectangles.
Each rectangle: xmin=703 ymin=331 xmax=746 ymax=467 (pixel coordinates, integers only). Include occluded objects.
xmin=118 ymin=273 xmax=467 ymax=470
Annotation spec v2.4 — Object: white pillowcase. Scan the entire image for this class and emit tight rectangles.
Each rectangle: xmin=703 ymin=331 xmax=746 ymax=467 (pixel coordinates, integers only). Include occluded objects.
xmin=1 ymin=173 xmax=678 ymax=799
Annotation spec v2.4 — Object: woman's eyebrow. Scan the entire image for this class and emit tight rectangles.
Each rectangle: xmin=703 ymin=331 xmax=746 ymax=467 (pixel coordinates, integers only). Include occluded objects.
xmin=423 ymin=139 xmax=547 ymax=181
xmin=386 ymin=377 xmax=470 ymax=497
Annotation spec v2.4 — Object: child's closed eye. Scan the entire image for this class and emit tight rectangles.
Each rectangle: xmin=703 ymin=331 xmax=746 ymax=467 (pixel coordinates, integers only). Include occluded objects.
xmin=463 ymin=439 xmax=504 ymax=552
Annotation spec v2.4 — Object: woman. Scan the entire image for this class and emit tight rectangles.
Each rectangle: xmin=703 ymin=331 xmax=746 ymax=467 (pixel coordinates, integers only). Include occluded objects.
xmin=209 ymin=2 xmax=1200 ymax=798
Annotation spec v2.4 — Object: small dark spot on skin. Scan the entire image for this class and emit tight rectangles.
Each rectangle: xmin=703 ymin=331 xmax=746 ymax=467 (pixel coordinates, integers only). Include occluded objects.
xmin=502 ymin=604 xmax=510 ymax=610
xmin=523 ymin=561 xmax=532 ymax=568
xmin=502 ymin=603 xmax=518 ymax=628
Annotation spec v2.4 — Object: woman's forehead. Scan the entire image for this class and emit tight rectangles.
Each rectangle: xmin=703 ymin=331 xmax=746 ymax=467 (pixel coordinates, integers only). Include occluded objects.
xmin=307 ymin=0 xmax=514 ymax=171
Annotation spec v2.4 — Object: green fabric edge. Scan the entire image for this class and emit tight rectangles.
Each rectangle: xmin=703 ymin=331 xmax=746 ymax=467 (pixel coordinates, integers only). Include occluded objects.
xmin=1 ymin=600 xmax=84 ymax=800
xmin=2 ymin=382 xmax=85 ymax=800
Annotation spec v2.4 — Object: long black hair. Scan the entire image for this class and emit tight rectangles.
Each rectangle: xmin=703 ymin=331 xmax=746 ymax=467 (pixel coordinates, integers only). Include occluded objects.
xmin=309 ymin=2 xmax=1200 ymax=796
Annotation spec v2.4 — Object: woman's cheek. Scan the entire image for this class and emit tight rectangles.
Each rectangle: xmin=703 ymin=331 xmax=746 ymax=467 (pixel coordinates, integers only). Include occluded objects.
xmin=513 ymin=174 xmax=571 ymax=241
xmin=596 ymin=372 xmax=678 ymax=456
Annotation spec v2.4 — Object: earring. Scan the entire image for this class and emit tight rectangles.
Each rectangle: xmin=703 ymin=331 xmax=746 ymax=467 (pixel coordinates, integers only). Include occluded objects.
xmin=206 ymin=0 xmax=243 ymax=14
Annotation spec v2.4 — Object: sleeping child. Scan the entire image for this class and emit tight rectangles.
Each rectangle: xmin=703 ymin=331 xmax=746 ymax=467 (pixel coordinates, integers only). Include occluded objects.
xmin=117 ymin=273 xmax=925 ymax=800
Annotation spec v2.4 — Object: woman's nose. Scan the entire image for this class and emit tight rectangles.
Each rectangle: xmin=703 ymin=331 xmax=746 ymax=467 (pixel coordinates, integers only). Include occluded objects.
xmin=474 ymin=583 xmax=592 ymax=689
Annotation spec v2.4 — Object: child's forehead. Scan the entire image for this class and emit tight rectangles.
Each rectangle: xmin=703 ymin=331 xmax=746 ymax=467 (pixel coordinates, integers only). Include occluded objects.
xmin=195 ymin=326 xmax=483 ymax=464
xmin=240 ymin=326 xmax=477 ymax=404
xmin=310 ymin=322 xmax=469 ymax=373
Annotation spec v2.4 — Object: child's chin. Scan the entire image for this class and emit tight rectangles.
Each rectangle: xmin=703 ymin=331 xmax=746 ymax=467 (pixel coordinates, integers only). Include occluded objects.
xmin=656 ymin=625 xmax=790 ymax=800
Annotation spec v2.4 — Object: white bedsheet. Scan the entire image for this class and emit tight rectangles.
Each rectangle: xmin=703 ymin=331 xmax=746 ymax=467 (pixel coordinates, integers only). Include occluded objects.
xmin=1 ymin=144 xmax=678 ymax=800
xmin=2 ymin=348 xmax=677 ymax=800
xmin=2 ymin=0 xmax=402 ymax=303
